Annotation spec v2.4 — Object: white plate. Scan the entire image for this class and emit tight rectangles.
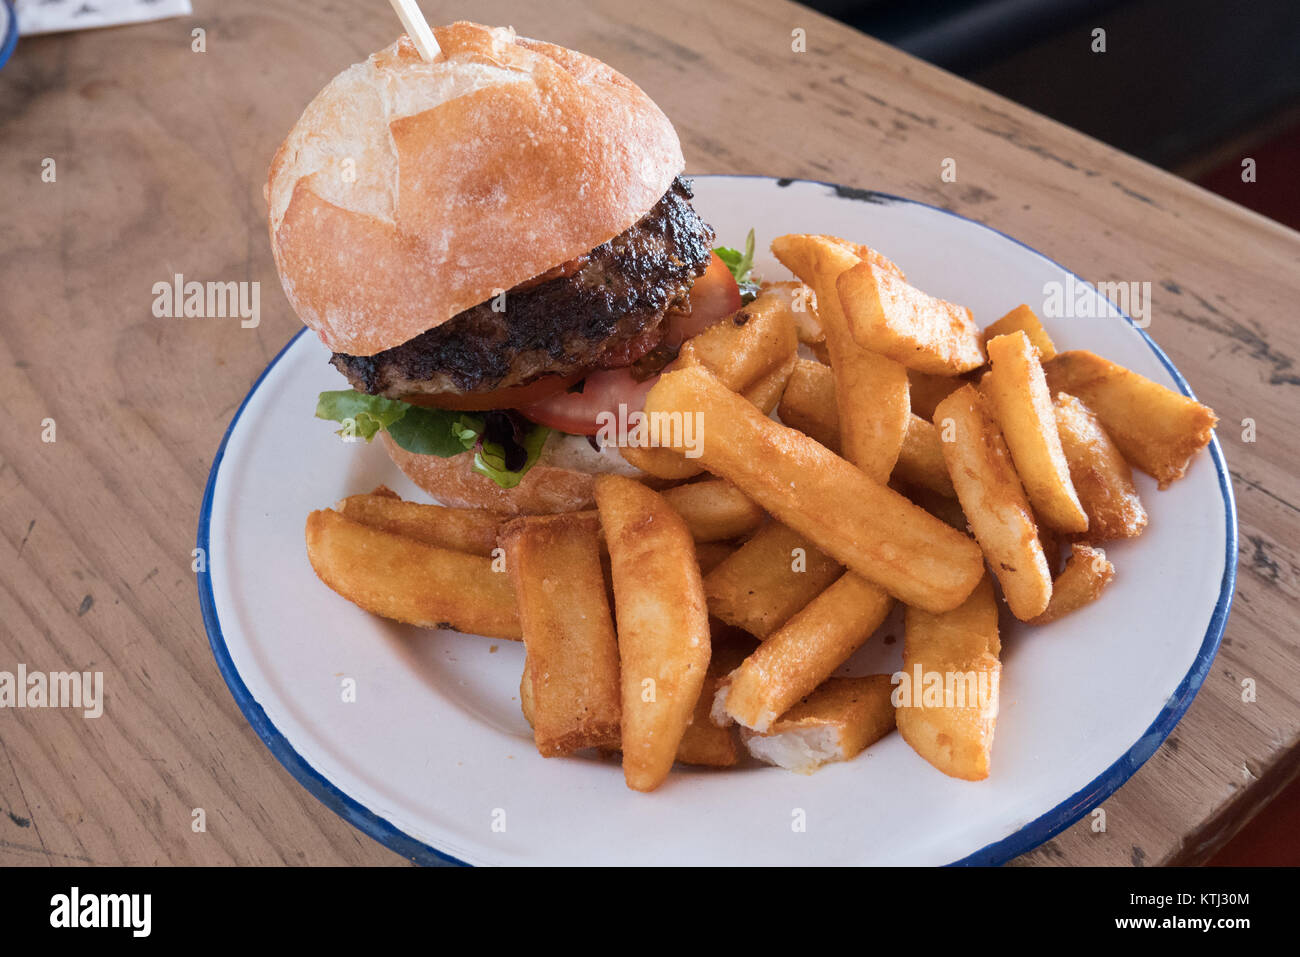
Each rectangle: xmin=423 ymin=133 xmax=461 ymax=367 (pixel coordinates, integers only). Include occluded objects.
xmin=198 ymin=176 xmax=1236 ymax=866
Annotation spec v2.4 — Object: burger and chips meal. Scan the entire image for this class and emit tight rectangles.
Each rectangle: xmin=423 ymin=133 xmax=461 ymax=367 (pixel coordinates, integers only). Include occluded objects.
xmin=268 ymin=22 xmax=1218 ymax=792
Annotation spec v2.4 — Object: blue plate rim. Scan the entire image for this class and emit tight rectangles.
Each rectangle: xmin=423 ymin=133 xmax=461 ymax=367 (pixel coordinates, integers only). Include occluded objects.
xmin=196 ymin=174 xmax=1237 ymax=867
xmin=0 ymin=1 xmax=19 ymax=73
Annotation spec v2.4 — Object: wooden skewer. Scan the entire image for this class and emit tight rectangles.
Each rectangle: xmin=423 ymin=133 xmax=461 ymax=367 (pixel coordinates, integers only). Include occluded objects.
xmin=388 ymin=0 xmax=441 ymax=61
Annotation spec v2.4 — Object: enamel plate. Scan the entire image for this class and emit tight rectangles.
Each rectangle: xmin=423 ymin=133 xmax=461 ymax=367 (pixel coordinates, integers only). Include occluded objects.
xmin=198 ymin=176 xmax=1236 ymax=866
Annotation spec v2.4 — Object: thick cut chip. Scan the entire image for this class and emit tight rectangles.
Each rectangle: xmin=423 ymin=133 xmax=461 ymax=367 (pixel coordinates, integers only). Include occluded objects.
xmin=934 ymin=385 xmax=1052 ymax=621
xmin=896 ymin=575 xmax=1001 ymax=781
xmin=1029 ymin=543 xmax=1115 ymax=624
xmin=305 ymin=509 xmax=520 ymax=639
xmin=334 ymin=491 xmax=507 ymax=556
xmin=742 ymin=674 xmax=896 ymax=773
xmin=501 ymin=512 xmax=621 ymax=756
xmin=660 ymin=479 xmax=765 ymax=543
xmin=1052 ymin=393 xmax=1147 ymax=540
xmin=595 ymin=475 xmax=711 ymax=792
xmin=1043 ymin=350 xmax=1217 ymax=488
xmin=981 ymin=304 xmax=1056 ymax=360
xmin=714 ymin=572 xmax=892 ymax=732
xmin=984 ymin=332 xmax=1088 ymax=533
xmin=836 ymin=261 xmax=985 ymax=375
xmin=704 ymin=522 xmax=843 ymax=638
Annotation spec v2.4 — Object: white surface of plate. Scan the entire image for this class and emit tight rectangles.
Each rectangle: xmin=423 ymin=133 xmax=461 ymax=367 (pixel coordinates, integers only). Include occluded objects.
xmin=199 ymin=176 xmax=1234 ymax=866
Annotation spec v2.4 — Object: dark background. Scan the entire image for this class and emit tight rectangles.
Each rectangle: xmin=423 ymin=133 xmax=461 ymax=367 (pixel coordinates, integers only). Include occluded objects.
xmin=810 ymin=0 xmax=1300 ymax=231
xmin=808 ymin=0 xmax=1300 ymax=865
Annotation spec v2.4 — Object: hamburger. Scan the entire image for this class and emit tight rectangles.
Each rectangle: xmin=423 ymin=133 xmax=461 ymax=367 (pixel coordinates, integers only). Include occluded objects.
xmin=266 ymin=21 xmax=752 ymax=513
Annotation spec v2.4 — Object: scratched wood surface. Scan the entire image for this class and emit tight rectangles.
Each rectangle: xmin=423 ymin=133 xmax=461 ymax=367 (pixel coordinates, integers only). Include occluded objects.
xmin=0 ymin=0 xmax=1296 ymax=866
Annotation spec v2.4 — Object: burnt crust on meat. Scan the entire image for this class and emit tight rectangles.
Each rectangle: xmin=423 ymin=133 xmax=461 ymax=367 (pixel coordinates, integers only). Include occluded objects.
xmin=331 ymin=176 xmax=715 ymax=397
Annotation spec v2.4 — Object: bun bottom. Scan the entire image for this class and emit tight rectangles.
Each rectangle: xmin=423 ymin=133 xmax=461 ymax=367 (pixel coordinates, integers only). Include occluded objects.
xmin=381 ymin=431 xmax=679 ymax=514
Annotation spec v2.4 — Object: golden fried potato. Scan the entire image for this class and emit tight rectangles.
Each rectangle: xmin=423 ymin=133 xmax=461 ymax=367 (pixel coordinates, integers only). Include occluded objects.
xmin=984 ymin=332 xmax=1088 ymax=533
xmin=1053 ymin=393 xmax=1147 ymax=540
xmin=827 ymin=348 xmax=910 ymax=483
xmin=742 ymin=674 xmax=896 ymax=772
xmin=981 ymin=304 xmax=1057 ymax=360
xmin=661 ymin=479 xmax=765 ymax=543
xmin=334 ymin=492 xmax=508 ymax=556
xmin=1043 ymin=350 xmax=1217 ymax=488
xmin=895 ymin=414 xmax=956 ymax=498
xmin=704 ymin=522 xmax=843 ymax=638
xmin=617 ymin=444 xmax=706 ymax=480
xmin=759 ymin=279 xmax=821 ymax=345
xmin=693 ymin=541 xmax=737 ymax=576
xmin=907 ymin=369 xmax=964 ymax=421
xmin=595 ymin=475 xmax=711 ymax=792
xmin=716 ymin=572 xmax=891 ymax=732
xmin=896 ymin=575 xmax=1001 ymax=781
xmin=598 ymin=624 xmax=754 ymax=769
xmin=772 ymin=233 xmax=905 ymax=283
xmin=305 ymin=509 xmax=520 ymax=639
xmin=676 ymin=625 xmax=755 ymax=768
xmin=678 ymin=286 xmax=800 ymax=390
xmin=777 ymin=357 xmax=840 ymax=450
xmin=836 ymin=262 xmax=986 ymax=375
xmin=501 ymin=512 xmax=621 ymax=756
xmin=742 ymin=351 xmax=797 ymax=415
xmin=771 ymin=234 xmax=911 ymax=478
xmin=934 ymin=385 xmax=1052 ymax=621
xmin=644 ymin=363 xmax=985 ymax=613
xmin=1030 ymin=543 xmax=1115 ymax=624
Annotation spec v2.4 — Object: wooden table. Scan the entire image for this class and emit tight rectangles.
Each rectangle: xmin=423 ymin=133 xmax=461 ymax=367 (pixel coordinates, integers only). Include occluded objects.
xmin=1 ymin=0 xmax=1296 ymax=867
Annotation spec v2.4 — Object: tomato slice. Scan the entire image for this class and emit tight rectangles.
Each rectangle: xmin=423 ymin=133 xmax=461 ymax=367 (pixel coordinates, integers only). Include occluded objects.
xmin=663 ymin=251 xmax=743 ymax=348
xmin=399 ymin=373 xmax=583 ymax=412
xmin=517 ymin=367 xmax=657 ymax=436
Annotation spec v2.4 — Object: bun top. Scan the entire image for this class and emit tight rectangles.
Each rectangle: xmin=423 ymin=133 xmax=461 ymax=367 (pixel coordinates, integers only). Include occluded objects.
xmin=266 ymin=22 xmax=686 ymax=356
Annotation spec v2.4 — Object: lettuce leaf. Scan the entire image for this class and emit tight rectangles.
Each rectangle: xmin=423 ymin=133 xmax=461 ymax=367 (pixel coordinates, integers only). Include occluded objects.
xmin=385 ymin=405 xmax=471 ymax=457
xmin=472 ymin=420 xmax=550 ymax=489
xmin=315 ymin=391 xmax=549 ymax=488
xmin=714 ymin=228 xmax=759 ymax=302
xmin=314 ymin=390 xmax=409 ymax=441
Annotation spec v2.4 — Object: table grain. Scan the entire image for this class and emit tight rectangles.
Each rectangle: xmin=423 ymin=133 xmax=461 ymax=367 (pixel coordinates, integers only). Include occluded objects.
xmin=1 ymin=0 xmax=1296 ymax=866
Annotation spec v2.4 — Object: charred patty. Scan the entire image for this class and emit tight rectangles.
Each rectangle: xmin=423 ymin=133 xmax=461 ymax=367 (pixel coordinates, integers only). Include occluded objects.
xmin=330 ymin=177 xmax=715 ymax=399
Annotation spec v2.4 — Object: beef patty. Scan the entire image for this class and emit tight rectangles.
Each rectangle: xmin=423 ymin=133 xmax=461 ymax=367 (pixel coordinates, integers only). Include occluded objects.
xmin=330 ymin=177 xmax=715 ymax=398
